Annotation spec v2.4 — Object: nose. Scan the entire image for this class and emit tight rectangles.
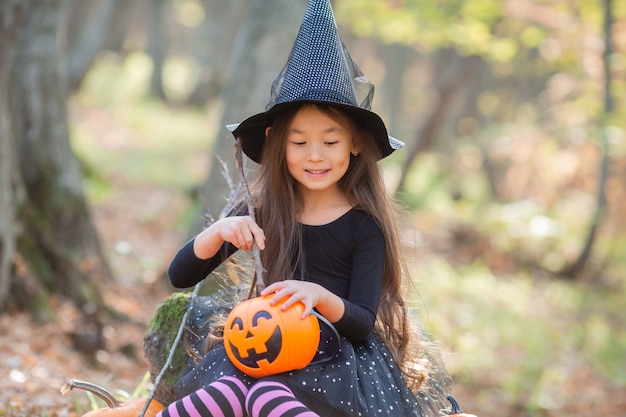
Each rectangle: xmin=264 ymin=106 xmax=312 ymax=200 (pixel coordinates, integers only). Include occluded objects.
xmin=307 ymin=142 xmax=324 ymax=161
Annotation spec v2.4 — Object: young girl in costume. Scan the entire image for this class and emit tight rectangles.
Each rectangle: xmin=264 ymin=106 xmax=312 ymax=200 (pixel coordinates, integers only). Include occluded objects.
xmin=159 ymin=1 xmax=476 ymax=416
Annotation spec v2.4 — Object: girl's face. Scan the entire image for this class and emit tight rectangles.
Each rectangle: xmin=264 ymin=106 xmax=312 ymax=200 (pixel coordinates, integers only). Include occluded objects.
xmin=284 ymin=105 xmax=356 ymax=195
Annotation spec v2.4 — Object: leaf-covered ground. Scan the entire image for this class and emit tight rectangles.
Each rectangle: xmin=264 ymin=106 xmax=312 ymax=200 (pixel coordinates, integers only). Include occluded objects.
xmin=0 ymin=181 xmax=186 ymax=416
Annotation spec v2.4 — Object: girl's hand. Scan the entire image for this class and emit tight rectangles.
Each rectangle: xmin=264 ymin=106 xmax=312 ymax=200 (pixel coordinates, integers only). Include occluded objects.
xmin=215 ymin=216 xmax=265 ymax=251
xmin=194 ymin=216 xmax=265 ymax=259
xmin=261 ymin=280 xmax=343 ymax=321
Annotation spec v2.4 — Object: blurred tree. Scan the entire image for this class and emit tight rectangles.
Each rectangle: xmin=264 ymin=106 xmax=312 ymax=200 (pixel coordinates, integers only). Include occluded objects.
xmin=185 ymin=0 xmax=251 ymax=106
xmin=61 ymin=0 xmax=150 ymax=94
xmin=0 ymin=0 xmax=28 ymax=315
xmin=394 ymin=49 xmax=485 ymax=193
xmin=192 ymin=0 xmax=308 ymax=227
xmin=147 ymin=0 xmax=169 ymax=99
xmin=335 ymin=0 xmax=625 ymax=280
xmin=1 ymin=0 xmax=110 ymax=339
xmin=62 ymin=0 xmax=122 ymax=92
xmin=561 ymin=0 xmax=615 ymax=278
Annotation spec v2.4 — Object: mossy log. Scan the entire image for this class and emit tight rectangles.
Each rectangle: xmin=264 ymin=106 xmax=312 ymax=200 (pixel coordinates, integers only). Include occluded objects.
xmin=143 ymin=286 xmax=247 ymax=405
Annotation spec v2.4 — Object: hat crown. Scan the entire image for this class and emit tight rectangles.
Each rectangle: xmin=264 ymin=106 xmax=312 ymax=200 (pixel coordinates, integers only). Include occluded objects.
xmin=229 ymin=0 xmax=404 ymax=163
xmin=266 ymin=0 xmax=374 ymax=111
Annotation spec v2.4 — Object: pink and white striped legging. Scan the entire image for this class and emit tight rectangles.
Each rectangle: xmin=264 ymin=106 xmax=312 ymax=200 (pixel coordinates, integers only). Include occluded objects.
xmin=157 ymin=376 xmax=319 ymax=417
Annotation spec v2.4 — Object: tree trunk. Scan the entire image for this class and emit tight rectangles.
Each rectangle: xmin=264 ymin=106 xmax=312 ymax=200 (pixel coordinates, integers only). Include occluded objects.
xmin=379 ymin=42 xmax=415 ymax=137
xmin=60 ymin=0 xmax=121 ymax=92
xmin=560 ymin=0 xmax=613 ymax=279
xmin=0 ymin=0 xmax=30 ymax=309
xmin=4 ymin=0 xmax=110 ymax=323
xmin=192 ymin=0 xmax=307 ymax=228
xmin=185 ymin=0 xmax=251 ymax=106
xmin=395 ymin=51 xmax=483 ymax=194
xmin=147 ymin=0 xmax=168 ymax=100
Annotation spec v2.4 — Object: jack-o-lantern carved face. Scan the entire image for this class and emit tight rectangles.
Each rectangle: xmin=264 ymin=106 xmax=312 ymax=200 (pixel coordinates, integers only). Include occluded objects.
xmin=227 ymin=310 xmax=282 ymax=368
xmin=223 ymin=295 xmax=320 ymax=378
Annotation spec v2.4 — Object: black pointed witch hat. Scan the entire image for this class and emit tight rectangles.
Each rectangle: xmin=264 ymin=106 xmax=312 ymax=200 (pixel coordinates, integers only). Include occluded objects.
xmin=228 ymin=0 xmax=403 ymax=163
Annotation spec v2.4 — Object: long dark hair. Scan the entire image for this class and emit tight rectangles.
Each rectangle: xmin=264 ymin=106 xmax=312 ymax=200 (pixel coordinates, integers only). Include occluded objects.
xmin=250 ymin=103 xmax=424 ymax=389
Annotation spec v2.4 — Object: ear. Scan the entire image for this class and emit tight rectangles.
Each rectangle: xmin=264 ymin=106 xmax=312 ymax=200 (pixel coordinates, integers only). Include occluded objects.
xmin=351 ymin=142 xmax=362 ymax=157
xmin=265 ymin=127 xmax=272 ymax=137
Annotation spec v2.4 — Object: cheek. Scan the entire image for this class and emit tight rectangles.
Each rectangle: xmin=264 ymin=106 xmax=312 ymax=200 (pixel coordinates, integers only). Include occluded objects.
xmin=285 ymin=149 xmax=301 ymax=175
xmin=333 ymin=150 xmax=352 ymax=172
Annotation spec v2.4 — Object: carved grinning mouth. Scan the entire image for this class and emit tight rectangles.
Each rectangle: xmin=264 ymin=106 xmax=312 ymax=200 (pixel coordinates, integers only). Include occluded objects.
xmin=229 ymin=326 xmax=282 ymax=368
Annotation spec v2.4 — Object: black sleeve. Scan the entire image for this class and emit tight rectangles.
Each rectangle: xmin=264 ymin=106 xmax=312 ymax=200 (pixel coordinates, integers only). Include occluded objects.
xmin=331 ymin=215 xmax=385 ymax=341
xmin=168 ymin=238 xmax=238 ymax=288
xmin=168 ymin=203 xmax=247 ymax=288
xmin=333 ymin=299 xmax=376 ymax=341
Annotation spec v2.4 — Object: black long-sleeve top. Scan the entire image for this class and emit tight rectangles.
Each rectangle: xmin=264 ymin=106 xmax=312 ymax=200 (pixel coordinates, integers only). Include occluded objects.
xmin=168 ymin=208 xmax=385 ymax=341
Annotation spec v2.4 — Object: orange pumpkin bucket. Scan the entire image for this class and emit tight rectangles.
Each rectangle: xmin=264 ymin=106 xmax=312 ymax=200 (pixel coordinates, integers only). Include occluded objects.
xmin=223 ymin=295 xmax=321 ymax=378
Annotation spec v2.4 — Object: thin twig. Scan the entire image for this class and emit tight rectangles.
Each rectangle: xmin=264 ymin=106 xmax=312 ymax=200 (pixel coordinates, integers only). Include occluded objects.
xmin=140 ymin=143 xmax=264 ymax=416
xmin=217 ymin=155 xmax=236 ymax=192
xmin=217 ymin=155 xmax=243 ymax=220
xmin=235 ymin=137 xmax=264 ymax=295
xmin=139 ymin=283 xmax=202 ymax=417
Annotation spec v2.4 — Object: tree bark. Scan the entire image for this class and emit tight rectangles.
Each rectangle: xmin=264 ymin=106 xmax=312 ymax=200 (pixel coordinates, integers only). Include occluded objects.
xmin=3 ymin=0 xmax=110 ymax=323
xmin=0 ymin=0 xmax=29 ymax=309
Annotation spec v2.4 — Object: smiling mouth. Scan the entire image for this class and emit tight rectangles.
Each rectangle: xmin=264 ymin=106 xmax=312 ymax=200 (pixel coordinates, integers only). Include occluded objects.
xmin=306 ymin=169 xmax=329 ymax=175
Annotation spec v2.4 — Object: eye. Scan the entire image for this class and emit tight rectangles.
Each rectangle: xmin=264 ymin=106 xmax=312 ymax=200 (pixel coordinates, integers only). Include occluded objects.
xmin=252 ymin=310 xmax=272 ymax=326
xmin=231 ymin=317 xmax=244 ymax=330
xmin=288 ymin=136 xmax=307 ymax=145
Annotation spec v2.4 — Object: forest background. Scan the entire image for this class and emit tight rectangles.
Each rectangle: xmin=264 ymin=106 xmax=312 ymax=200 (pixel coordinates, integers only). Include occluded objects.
xmin=0 ymin=0 xmax=625 ymax=416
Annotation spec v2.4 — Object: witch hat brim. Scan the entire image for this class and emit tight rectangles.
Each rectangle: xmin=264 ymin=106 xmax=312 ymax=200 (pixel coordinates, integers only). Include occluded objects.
xmin=228 ymin=0 xmax=403 ymax=163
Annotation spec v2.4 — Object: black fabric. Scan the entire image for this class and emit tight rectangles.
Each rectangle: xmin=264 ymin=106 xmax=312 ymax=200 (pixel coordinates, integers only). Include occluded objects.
xmin=175 ymin=292 xmax=453 ymax=417
xmin=175 ymin=334 xmax=426 ymax=417
xmin=168 ymin=209 xmax=383 ymax=342
xmin=168 ymin=237 xmax=237 ymax=288
xmin=169 ymin=209 xmax=432 ymax=416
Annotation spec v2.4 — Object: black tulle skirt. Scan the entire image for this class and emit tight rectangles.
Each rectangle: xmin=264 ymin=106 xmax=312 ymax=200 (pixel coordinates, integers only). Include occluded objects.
xmin=174 ymin=293 xmax=451 ymax=417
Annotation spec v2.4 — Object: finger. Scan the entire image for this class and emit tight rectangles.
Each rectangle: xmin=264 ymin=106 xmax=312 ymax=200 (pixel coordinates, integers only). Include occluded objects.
xmin=239 ymin=228 xmax=254 ymax=251
xmin=242 ymin=219 xmax=264 ymax=249
xmin=251 ymin=228 xmax=265 ymax=250
xmin=299 ymin=300 xmax=313 ymax=319
xmin=289 ymin=296 xmax=314 ymax=319
xmin=279 ymin=292 xmax=304 ymax=311
xmin=261 ymin=282 xmax=282 ymax=296
xmin=233 ymin=232 xmax=245 ymax=249
xmin=269 ymin=287 xmax=294 ymax=306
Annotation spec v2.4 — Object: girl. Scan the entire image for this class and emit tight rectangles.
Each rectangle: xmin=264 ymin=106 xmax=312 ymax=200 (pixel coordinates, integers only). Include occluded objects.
xmin=159 ymin=1 xmax=475 ymax=416
xmin=162 ymin=103 xmax=451 ymax=417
